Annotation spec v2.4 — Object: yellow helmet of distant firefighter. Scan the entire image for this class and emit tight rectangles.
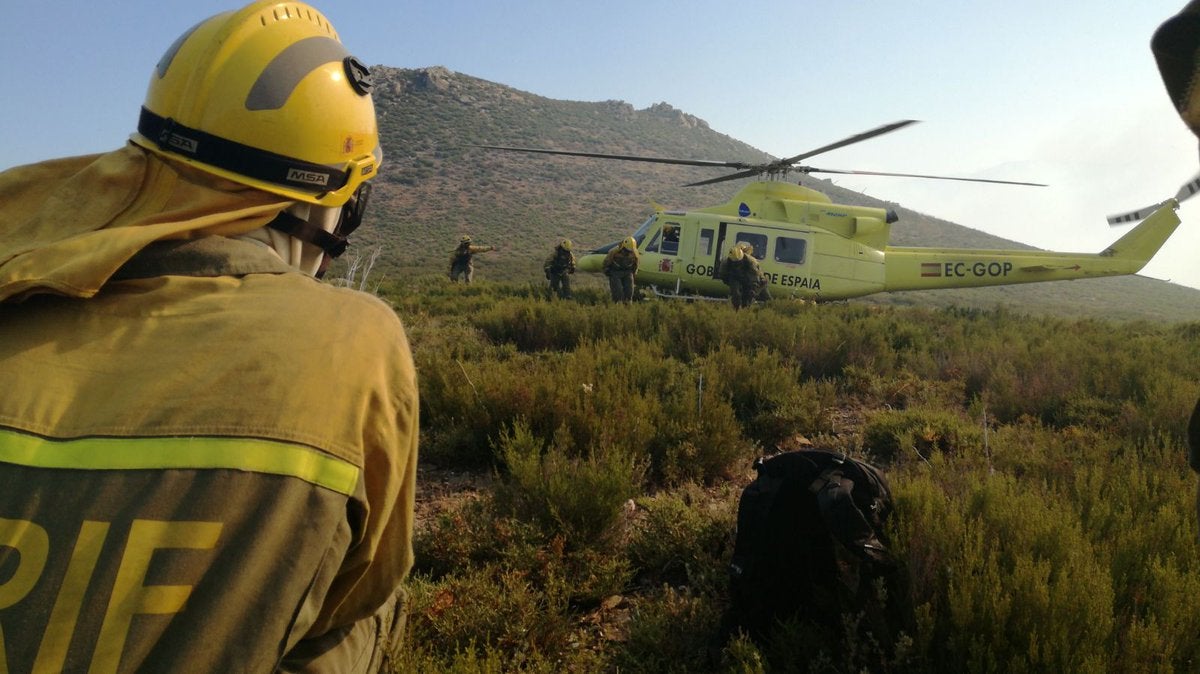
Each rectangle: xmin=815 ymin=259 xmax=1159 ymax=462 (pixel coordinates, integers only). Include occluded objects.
xmin=560 ymin=239 xmax=573 ymax=251
xmin=620 ymin=236 xmax=637 ymax=251
xmin=130 ymin=0 xmax=380 ymax=207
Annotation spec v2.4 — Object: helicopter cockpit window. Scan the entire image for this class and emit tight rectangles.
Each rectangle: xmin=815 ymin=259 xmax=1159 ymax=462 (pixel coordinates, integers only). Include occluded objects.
xmin=734 ymin=233 xmax=767 ymax=260
xmin=632 ymin=214 xmax=656 ymax=244
xmin=645 ymin=231 xmax=662 ymax=253
xmin=661 ymin=222 xmax=681 ymax=255
xmin=775 ymin=236 xmax=807 ymax=265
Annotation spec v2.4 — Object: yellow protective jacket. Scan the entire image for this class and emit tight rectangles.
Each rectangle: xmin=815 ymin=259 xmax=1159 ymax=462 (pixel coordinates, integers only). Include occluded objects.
xmin=0 ymin=146 xmax=418 ymax=672
xmin=543 ymin=246 xmax=575 ymax=275
xmin=448 ymin=243 xmax=493 ymax=269
xmin=602 ymin=247 xmax=639 ymax=275
xmin=720 ymin=255 xmax=765 ymax=287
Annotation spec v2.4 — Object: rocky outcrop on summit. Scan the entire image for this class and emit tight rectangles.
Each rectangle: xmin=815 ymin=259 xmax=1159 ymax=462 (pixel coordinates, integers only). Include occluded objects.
xmin=409 ymin=65 xmax=453 ymax=93
xmin=647 ymin=102 xmax=707 ymax=129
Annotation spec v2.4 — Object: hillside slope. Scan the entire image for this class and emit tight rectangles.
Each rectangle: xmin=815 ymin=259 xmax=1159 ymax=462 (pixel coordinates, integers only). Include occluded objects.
xmin=350 ymin=66 xmax=1200 ymax=322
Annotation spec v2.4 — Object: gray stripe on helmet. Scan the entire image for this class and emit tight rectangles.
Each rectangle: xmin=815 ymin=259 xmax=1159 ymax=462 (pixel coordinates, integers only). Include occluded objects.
xmin=155 ymin=19 xmax=207 ymax=78
xmin=245 ymin=36 xmax=349 ymax=111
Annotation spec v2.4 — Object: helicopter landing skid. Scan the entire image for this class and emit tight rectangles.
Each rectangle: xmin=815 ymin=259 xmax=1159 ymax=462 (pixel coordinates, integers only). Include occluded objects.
xmin=648 ymin=283 xmax=726 ymax=302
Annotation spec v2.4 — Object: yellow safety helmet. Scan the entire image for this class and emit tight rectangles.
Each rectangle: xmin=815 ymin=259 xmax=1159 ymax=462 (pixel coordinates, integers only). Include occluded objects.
xmin=460 ymin=235 xmax=472 ymax=243
xmin=560 ymin=239 xmax=573 ymax=251
xmin=620 ymin=236 xmax=637 ymax=251
xmin=727 ymin=246 xmax=744 ymax=261
xmin=130 ymin=1 xmax=380 ymax=207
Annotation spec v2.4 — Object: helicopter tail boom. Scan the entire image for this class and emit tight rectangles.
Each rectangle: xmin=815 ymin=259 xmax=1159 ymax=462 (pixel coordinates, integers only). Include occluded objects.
xmin=881 ymin=201 xmax=1181 ymax=292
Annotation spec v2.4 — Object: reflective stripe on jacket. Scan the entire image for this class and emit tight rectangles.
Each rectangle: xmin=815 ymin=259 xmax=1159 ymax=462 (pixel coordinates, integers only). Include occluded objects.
xmin=0 ymin=238 xmax=418 ymax=672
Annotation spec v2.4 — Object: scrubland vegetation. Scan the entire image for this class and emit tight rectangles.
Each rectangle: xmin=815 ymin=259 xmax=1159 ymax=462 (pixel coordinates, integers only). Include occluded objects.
xmin=383 ymin=276 xmax=1200 ymax=673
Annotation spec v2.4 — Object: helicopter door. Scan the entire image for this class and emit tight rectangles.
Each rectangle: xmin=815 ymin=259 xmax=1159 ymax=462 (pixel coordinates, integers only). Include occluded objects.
xmin=712 ymin=223 xmax=729 ymax=277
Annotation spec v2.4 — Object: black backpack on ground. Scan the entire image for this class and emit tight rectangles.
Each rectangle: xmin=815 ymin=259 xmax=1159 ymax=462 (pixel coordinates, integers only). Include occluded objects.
xmin=722 ymin=449 xmax=904 ymax=648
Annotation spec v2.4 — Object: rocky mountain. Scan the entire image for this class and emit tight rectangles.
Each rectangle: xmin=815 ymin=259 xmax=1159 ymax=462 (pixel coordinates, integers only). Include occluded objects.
xmin=350 ymin=65 xmax=1200 ymax=322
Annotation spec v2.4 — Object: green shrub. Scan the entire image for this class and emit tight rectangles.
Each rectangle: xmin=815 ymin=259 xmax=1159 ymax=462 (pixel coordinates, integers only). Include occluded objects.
xmin=862 ymin=406 xmax=983 ymax=463
xmin=473 ymin=299 xmax=590 ymax=352
xmin=390 ymin=281 xmax=1200 ymax=672
xmin=402 ymin=566 xmax=573 ymax=667
xmin=895 ymin=468 xmax=1116 ymax=673
xmin=714 ymin=632 xmax=767 ymax=674
xmin=844 ymin=364 xmax=966 ymax=411
xmin=626 ymin=483 xmax=738 ymax=593
xmin=493 ymin=419 xmax=645 ymax=548
xmin=610 ymin=587 xmax=724 ymax=674
xmin=413 ymin=496 xmax=543 ymax=580
xmin=697 ymin=345 xmax=832 ymax=449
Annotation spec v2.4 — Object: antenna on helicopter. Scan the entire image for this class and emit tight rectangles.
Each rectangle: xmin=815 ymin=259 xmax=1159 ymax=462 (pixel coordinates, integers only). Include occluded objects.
xmin=476 ymin=120 xmax=1047 ymax=189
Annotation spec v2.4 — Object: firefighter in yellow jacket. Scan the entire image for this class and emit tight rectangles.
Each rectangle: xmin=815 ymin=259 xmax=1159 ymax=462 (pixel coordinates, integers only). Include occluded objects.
xmin=602 ymin=236 xmax=640 ymax=303
xmin=544 ymin=238 xmax=576 ymax=299
xmin=718 ymin=243 xmax=771 ymax=310
xmin=0 ymin=3 xmax=417 ymax=672
xmin=448 ymin=234 xmax=496 ymax=283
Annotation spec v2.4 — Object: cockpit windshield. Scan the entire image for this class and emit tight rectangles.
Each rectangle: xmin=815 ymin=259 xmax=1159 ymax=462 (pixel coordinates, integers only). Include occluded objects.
xmin=632 ymin=214 xmax=656 ymax=243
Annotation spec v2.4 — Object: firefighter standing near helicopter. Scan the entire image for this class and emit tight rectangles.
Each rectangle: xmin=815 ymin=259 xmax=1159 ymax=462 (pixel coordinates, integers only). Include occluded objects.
xmin=742 ymin=242 xmax=773 ymax=305
xmin=602 ymin=236 xmax=640 ymax=303
xmin=449 ymin=234 xmax=496 ymax=283
xmin=544 ymin=238 xmax=576 ymax=299
xmin=718 ymin=243 xmax=770 ymax=310
xmin=0 ymin=2 xmax=416 ymax=671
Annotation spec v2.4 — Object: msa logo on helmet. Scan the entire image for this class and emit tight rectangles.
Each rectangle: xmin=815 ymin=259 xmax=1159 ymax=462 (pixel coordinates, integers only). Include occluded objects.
xmin=165 ymin=133 xmax=198 ymax=154
xmin=287 ymin=168 xmax=331 ymax=187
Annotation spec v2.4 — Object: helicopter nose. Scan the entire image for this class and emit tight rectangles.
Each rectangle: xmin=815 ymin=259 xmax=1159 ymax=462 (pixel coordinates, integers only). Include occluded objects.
xmin=577 ymin=253 xmax=604 ymax=273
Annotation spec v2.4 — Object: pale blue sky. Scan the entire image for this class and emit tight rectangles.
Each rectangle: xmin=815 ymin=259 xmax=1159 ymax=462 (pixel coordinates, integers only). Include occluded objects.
xmin=3 ymin=1 xmax=1197 ymax=289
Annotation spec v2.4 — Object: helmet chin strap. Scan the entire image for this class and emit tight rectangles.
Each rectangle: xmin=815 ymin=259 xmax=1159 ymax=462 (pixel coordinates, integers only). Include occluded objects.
xmin=264 ymin=204 xmax=344 ymax=277
xmin=267 ymin=207 xmax=347 ymax=257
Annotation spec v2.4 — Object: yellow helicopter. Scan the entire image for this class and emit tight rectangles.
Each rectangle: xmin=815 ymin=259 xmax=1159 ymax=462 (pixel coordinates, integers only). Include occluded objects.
xmin=480 ymin=121 xmax=1183 ymax=302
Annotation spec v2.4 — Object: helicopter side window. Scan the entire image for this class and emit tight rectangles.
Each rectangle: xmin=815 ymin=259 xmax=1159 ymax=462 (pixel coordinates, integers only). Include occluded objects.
xmin=735 ymin=233 xmax=767 ymax=260
xmin=775 ymin=236 xmax=807 ymax=265
xmin=697 ymin=228 xmax=713 ymax=257
xmin=661 ymin=222 xmax=681 ymax=255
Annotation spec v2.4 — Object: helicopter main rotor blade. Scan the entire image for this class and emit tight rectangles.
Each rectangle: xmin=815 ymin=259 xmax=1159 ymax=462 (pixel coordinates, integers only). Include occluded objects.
xmin=473 ymin=144 xmax=752 ymax=169
xmin=1106 ymin=171 xmax=1200 ymax=225
xmin=779 ymin=120 xmax=920 ymax=165
xmin=476 ymin=123 xmax=1045 ymax=189
xmin=684 ymin=168 xmax=764 ymax=187
xmin=807 ymin=167 xmax=1047 ymax=187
